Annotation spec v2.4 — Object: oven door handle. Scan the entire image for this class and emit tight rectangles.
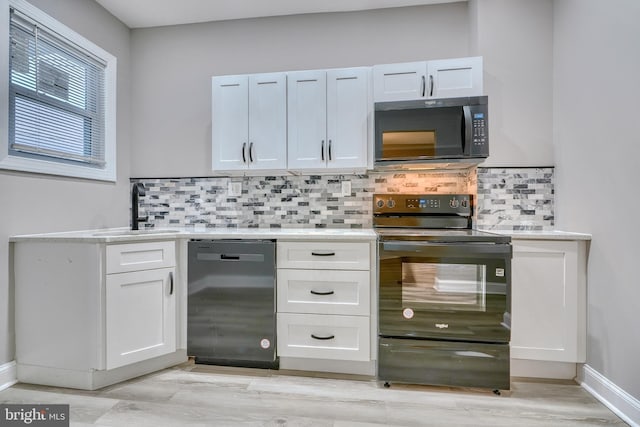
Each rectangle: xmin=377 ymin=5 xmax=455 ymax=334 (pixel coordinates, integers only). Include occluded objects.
xmin=380 ymin=241 xmax=511 ymax=258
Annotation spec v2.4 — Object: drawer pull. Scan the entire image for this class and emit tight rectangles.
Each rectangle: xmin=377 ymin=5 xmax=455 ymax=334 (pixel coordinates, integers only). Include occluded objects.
xmin=311 ymin=251 xmax=335 ymax=257
xmin=311 ymin=334 xmax=335 ymax=341
xmin=310 ymin=290 xmax=335 ymax=296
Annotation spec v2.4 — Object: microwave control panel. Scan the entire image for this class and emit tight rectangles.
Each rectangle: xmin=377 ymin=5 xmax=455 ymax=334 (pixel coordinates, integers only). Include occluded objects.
xmin=470 ymin=104 xmax=489 ymax=156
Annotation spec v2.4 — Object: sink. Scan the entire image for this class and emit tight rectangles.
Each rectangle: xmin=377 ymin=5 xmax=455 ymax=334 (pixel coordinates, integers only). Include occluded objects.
xmin=92 ymin=229 xmax=179 ymax=237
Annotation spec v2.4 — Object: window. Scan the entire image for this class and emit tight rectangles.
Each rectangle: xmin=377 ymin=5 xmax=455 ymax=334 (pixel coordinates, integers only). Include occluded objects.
xmin=0 ymin=0 xmax=116 ymax=181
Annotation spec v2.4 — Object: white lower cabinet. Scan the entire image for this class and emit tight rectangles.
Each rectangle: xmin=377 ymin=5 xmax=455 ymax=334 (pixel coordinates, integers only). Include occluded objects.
xmin=276 ymin=240 xmax=375 ymax=375
xmin=106 ymin=267 xmax=176 ymax=369
xmin=14 ymin=239 xmax=185 ymax=390
xmin=277 ymin=269 xmax=370 ymax=316
xmin=277 ymin=313 xmax=370 ymax=361
xmin=510 ymin=238 xmax=588 ymax=379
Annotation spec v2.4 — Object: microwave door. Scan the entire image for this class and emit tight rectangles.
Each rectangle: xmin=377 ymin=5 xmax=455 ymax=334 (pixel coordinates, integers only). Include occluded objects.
xmin=376 ymin=107 xmax=465 ymax=161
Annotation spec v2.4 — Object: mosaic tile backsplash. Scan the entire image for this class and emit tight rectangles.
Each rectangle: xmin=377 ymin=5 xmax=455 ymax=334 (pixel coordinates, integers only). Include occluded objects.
xmin=476 ymin=167 xmax=554 ymax=231
xmin=132 ymin=167 xmax=553 ymax=231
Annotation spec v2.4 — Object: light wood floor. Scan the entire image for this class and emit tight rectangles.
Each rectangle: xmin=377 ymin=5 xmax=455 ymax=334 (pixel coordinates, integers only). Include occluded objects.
xmin=0 ymin=362 xmax=627 ymax=426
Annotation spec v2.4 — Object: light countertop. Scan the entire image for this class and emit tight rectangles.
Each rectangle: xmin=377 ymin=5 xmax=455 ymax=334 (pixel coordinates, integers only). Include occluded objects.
xmin=11 ymin=227 xmax=590 ymax=243
xmin=480 ymin=230 xmax=592 ymax=241
xmin=9 ymin=227 xmax=377 ymax=243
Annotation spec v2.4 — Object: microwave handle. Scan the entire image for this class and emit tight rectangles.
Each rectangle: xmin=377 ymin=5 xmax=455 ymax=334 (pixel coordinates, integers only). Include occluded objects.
xmin=463 ymin=105 xmax=472 ymax=155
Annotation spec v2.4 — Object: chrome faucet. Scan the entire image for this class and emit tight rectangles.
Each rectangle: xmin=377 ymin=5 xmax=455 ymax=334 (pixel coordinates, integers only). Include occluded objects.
xmin=131 ymin=183 xmax=148 ymax=230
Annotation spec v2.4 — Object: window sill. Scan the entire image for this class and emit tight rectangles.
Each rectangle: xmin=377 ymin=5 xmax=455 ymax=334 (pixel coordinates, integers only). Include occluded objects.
xmin=0 ymin=153 xmax=116 ymax=182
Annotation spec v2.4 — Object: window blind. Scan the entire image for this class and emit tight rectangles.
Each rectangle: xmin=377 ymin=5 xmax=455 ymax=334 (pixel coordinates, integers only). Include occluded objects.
xmin=9 ymin=8 xmax=107 ymax=167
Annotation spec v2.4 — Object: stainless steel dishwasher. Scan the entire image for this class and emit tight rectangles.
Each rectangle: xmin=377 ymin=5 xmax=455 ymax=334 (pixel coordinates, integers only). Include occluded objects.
xmin=187 ymin=239 xmax=278 ymax=368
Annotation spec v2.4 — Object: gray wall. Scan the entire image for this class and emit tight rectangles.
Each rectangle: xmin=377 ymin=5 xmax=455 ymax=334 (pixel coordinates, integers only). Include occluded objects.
xmin=554 ymin=0 xmax=640 ymax=399
xmin=129 ymin=3 xmax=470 ymax=178
xmin=470 ymin=0 xmax=554 ymax=167
xmin=0 ymin=0 xmax=131 ymax=365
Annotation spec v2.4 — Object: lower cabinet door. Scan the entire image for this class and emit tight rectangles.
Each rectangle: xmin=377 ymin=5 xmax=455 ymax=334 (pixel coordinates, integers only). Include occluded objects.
xmin=106 ymin=267 xmax=176 ymax=369
xmin=277 ymin=313 xmax=370 ymax=361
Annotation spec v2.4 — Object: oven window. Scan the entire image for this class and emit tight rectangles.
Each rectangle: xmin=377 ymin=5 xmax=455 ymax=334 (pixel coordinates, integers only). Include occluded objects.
xmin=381 ymin=130 xmax=436 ymax=158
xmin=401 ymin=262 xmax=486 ymax=311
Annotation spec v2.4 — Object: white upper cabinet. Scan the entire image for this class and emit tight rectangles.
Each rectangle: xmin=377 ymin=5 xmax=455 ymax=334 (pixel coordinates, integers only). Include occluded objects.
xmin=373 ymin=56 xmax=483 ymax=102
xmin=212 ymin=73 xmax=287 ymax=172
xmin=372 ymin=61 xmax=427 ymax=102
xmin=288 ymin=67 xmax=370 ymax=171
xmin=326 ymin=68 xmax=370 ymax=169
xmin=427 ymin=57 xmax=483 ymax=98
xmin=287 ymin=70 xmax=327 ymax=169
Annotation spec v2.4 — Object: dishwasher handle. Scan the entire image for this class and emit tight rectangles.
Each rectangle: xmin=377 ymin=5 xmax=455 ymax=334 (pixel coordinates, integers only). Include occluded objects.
xmin=196 ymin=252 xmax=266 ymax=262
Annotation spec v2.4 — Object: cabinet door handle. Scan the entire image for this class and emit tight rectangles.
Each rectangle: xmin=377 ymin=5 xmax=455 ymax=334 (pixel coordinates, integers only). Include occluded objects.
xmin=242 ymin=142 xmax=247 ymax=163
xmin=421 ymin=75 xmax=426 ymax=97
xmin=310 ymin=290 xmax=335 ymax=296
xmin=311 ymin=251 xmax=335 ymax=257
xmin=169 ymin=271 xmax=174 ymax=295
xmin=311 ymin=334 xmax=335 ymax=340
xmin=249 ymin=142 xmax=254 ymax=163
xmin=429 ymin=74 xmax=434 ymax=97
xmin=321 ymin=140 xmax=325 ymax=161
xmin=328 ymin=140 xmax=332 ymax=161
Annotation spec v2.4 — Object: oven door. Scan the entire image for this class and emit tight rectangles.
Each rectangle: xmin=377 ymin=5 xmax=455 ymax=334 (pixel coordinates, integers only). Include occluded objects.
xmin=378 ymin=240 xmax=511 ymax=343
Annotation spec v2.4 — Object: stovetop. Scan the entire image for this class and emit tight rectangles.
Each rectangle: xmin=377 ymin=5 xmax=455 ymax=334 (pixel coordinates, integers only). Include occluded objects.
xmin=375 ymin=227 xmax=511 ymax=243
xmin=373 ymin=193 xmax=510 ymax=243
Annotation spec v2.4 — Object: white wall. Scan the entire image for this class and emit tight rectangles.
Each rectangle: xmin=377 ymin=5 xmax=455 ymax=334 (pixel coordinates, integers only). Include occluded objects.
xmin=129 ymin=3 xmax=470 ymax=178
xmin=0 ymin=0 xmax=131 ymax=365
xmin=470 ymin=0 xmax=554 ymax=167
xmin=554 ymin=0 xmax=640 ymax=400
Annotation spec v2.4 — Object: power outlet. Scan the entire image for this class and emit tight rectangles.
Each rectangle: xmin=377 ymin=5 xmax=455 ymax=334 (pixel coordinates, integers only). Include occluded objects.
xmin=341 ymin=180 xmax=352 ymax=197
xmin=228 ymin=181 xmax=242 ymax=196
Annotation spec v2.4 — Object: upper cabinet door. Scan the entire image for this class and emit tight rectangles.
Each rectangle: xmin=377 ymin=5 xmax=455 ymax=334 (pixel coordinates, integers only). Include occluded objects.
xmin=212 ymin=75 xmax=249 ymax=171
xmin=248 ymin=73 xmax=287 ymax=170
xmin=287 ymin=70 xmax=327 ymax=170
xmin=372 ymin=61 xmax=427 ymax=102
xmin=427 ymin=56 xmax=483 ymax=98
xmin=326 ymin=68 xmax=370 ymax=169
xmin=373 ymin=57 xmax=484 ymax=101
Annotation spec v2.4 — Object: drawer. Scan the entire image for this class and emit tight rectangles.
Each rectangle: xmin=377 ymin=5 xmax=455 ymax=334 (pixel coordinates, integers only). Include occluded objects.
xmin=277 ymin=269 xmax=370 ymax=315
xmin=106 ymin=241 xmax=176 ymax=274
xmin=277 ymin=241 xmax=370 ymax=270
xmin=277 ymin=313 xmax=370 ymax=361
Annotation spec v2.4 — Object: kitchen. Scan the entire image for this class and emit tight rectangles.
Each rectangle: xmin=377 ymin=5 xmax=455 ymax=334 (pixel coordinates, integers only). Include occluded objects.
xmin=0 ymin=0 xmax=639 ymax=426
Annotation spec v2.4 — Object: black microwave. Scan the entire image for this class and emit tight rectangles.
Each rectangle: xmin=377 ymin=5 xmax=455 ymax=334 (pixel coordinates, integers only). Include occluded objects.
xmin=374 ymin=96 xmax=488 ymax=168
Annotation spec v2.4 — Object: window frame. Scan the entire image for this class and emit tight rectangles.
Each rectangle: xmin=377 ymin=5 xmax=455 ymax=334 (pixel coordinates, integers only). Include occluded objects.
xmin=0 ymin=0 xmax=117 ymax=182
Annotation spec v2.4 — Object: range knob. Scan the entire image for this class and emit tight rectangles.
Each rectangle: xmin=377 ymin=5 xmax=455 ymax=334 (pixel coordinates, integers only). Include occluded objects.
xmin=376 ymin=199 xmax=385 ymax=208
xmin=449 ymin=199 xmax=460 ymax=208
xmin=387 ymin=199 xmax=396 ymax=208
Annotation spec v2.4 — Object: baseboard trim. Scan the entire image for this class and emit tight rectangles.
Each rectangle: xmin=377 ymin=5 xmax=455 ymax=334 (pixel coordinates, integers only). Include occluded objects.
xmin=579 ymin=364 xmax=640 ymax=427
xmin=0 ymin=361 xmax=17 ymax=391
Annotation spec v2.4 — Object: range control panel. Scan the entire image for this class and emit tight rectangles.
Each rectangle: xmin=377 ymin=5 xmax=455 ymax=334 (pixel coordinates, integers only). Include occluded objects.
xmin=373 ymin=194 xmax=473 ymax=215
